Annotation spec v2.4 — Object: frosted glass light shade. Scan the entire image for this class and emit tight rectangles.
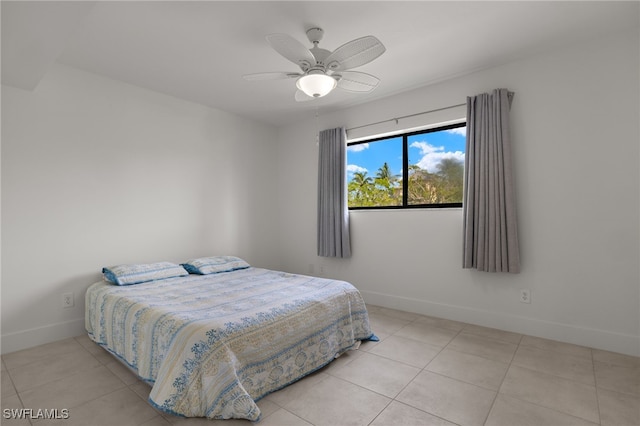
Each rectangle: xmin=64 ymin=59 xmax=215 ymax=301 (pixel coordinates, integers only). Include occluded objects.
xmin=296 ymin=74 xmax=337 ymax=98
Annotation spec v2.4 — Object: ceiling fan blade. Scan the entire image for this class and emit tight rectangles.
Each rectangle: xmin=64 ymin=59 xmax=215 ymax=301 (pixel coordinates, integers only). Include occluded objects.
xmin=325 ymin=36 xmax=386 ymax=72
xmin=266 ymin=34 xmax=316 ymax=71
xmin=243 ymin=72 xmax=301 ymax=81
xmin=294 ymin=90 xmax=315 ymax=102
xmin=336 ymin=71 xmax=380 ymax=92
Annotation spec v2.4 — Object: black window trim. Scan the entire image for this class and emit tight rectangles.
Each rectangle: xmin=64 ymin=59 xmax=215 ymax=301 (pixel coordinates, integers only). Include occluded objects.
xmin=347 ymin=121 xmax=466 ymax=211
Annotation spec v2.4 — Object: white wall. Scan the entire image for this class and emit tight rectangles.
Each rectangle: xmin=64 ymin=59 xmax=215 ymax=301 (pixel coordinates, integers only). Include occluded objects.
xmin=1 ymin=64 xmax=280 ymax=354
xmin=276 ymin=28 xmax=640 ymax=356
xmin=2 ymin=27 xmax=638 ymax=358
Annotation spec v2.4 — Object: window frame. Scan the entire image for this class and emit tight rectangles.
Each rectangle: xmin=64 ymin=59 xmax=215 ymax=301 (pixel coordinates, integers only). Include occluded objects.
xmin=347 ymin=121 xmax=466 ymax=211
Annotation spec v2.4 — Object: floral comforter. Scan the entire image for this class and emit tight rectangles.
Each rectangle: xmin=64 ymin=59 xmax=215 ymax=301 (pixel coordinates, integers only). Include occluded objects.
xmin=85 ymin=267 xmax=375 ymax=420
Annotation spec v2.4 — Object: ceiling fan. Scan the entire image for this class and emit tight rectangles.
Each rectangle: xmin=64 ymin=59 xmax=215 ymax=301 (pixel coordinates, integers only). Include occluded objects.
xmin=243 ymin=27 xmax=385 ymax=102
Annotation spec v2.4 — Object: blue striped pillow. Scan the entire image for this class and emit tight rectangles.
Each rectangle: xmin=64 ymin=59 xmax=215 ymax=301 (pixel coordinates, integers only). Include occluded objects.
xmin=181 ymin=256 xmax=250 ymax=275
xmin=102 ymin=262 xmax=189 ymax=285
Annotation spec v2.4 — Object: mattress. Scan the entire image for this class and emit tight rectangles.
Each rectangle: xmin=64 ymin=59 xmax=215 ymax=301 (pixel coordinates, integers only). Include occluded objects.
xmin=85 ymin=267 xmax=375 ymax=420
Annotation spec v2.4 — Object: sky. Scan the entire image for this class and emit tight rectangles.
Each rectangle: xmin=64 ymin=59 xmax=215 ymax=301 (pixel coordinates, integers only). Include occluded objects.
xmin=347 ymin=126 xmax=466 ymax=182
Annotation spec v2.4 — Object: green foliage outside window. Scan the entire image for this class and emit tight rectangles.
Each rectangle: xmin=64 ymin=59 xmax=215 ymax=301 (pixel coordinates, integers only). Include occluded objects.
xmin=348 ymin=159 xmax=464 ymax=207
xmin=347 ymin=123 xmax=465 ymax=209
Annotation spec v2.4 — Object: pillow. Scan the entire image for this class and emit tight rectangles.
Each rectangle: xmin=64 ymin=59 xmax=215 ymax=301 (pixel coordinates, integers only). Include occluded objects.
xmin=181 ymin=256 xmax=250 ymax=275
xmin=102 ymin=262 xmax=189 ymax=285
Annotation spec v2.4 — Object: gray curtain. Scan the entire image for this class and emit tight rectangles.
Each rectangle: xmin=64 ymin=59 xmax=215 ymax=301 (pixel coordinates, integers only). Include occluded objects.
xmin=317 ymin=127 xmax=351 ymax=258
xmin=463 ymin=89 xmax=520 ymax=273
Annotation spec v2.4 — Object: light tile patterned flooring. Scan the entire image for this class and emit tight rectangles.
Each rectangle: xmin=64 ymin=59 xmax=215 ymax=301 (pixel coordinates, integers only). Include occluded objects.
xmin=2 ymin=305 xmax=639 ymax=426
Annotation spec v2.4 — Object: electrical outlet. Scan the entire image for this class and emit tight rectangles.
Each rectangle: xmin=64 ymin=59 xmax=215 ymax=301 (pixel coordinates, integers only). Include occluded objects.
xmin=62 ymin=292 xmax=74 ymax=308
xmin=520 ymin=289 xmax=531 ymax=304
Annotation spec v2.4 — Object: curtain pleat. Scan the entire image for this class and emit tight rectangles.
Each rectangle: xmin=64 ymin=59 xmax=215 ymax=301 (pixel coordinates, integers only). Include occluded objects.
xmin=317 ymin=127 xmax=351 ymax=258
xmin=463 ymin=89 xmax=520 ymax=273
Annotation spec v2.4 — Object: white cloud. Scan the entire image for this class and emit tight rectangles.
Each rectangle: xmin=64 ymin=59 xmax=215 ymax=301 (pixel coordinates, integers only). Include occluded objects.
xmin=410 ymin=141 xmax=464 ymax=173
xmin=445 ymin=126 xmax=466 ymax=136
xmin=347 ymin=143 xmax=369 ymax=152
xmin=347 ymin=164 xmax=368 ymax=175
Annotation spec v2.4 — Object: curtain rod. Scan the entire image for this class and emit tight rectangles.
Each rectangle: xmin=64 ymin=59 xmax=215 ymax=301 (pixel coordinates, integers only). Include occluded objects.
xmin=346 ymin=102 xmax=467 ymax=133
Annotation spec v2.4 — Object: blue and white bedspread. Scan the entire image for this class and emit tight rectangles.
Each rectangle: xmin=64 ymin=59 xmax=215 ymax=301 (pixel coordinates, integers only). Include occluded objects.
xmin=85 ymin=267 xmax=376 ymax=420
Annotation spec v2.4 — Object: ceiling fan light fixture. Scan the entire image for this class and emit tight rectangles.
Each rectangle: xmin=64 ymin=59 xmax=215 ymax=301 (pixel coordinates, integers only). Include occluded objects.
xmin=250 ymin=29 xmax=385 ymax=102
xmin=296 ymin=73 xmax=337 ymax=98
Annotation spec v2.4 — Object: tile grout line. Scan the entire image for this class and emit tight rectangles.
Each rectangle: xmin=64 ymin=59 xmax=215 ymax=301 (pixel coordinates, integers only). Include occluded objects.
xmin=6 ymin=339 xmax=104 ymax=397
xmin=384 ymin=314 xmax=461 ymax=425
xmin=365 ymin=312 xmax=465 ymax=426
xmin=482 ymin=334 xmax=605 ymax=426
xmin=34 ymin=339 xmax=143 ymax=424
xmin=383 ymin=311 xmax=539 ymax=425
xmin=367 ymin=308 xmax=513 ymax=426
xmin=4 ymin=362 xmax=35 ymax=426
xmin=480 ymin=332 xmax=522 ymax=426
xmin=591 ymin=347 xmax=603 ymax=425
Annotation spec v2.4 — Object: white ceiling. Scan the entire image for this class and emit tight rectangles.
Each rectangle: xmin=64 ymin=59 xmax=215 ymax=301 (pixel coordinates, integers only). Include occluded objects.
xmin=2 ymin=1 xmax=638 ymax=127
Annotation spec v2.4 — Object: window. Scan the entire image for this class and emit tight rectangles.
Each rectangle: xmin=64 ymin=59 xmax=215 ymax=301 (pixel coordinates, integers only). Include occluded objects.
xmin=347 ymin=122 xmax=466 ymax=209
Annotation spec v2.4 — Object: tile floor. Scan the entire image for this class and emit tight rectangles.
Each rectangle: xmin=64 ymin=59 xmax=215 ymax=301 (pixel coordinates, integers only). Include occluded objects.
xmin=2 ymin=305 xmax=639 ymax=426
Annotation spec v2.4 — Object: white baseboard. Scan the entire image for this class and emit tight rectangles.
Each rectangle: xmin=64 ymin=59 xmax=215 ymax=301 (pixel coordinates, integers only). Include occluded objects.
xmin=361 ymin=290 xmax=640 ymax=357
xmin=1 ymin=318 xmax=86 ymax=355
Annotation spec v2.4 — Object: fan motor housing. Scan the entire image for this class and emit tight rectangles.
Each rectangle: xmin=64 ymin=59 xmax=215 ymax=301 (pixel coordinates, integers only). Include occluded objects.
xmin=310 ymin=48 xmax=331 ymax=67
xmin=306 ymin=27 xmax=324 ymax=44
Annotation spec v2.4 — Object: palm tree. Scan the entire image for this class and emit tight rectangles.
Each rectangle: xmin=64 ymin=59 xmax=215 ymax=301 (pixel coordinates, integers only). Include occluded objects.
xmin=374 ymin=162 xmax=393 ymax=192
xmin=348 ymin=171 xmax=374 ymax=206
xmin=374 ymin=163 xmax=401 ymax=205
xmin=375 ymin=162 xmax=392 ymax=180
xmin=352 ymin=171 xmax=372 ymax=187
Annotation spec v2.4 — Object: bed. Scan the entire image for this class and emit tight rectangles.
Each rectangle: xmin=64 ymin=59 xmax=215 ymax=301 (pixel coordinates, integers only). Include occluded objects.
xmin=85 ymin=257 xmax=376 ymax=421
